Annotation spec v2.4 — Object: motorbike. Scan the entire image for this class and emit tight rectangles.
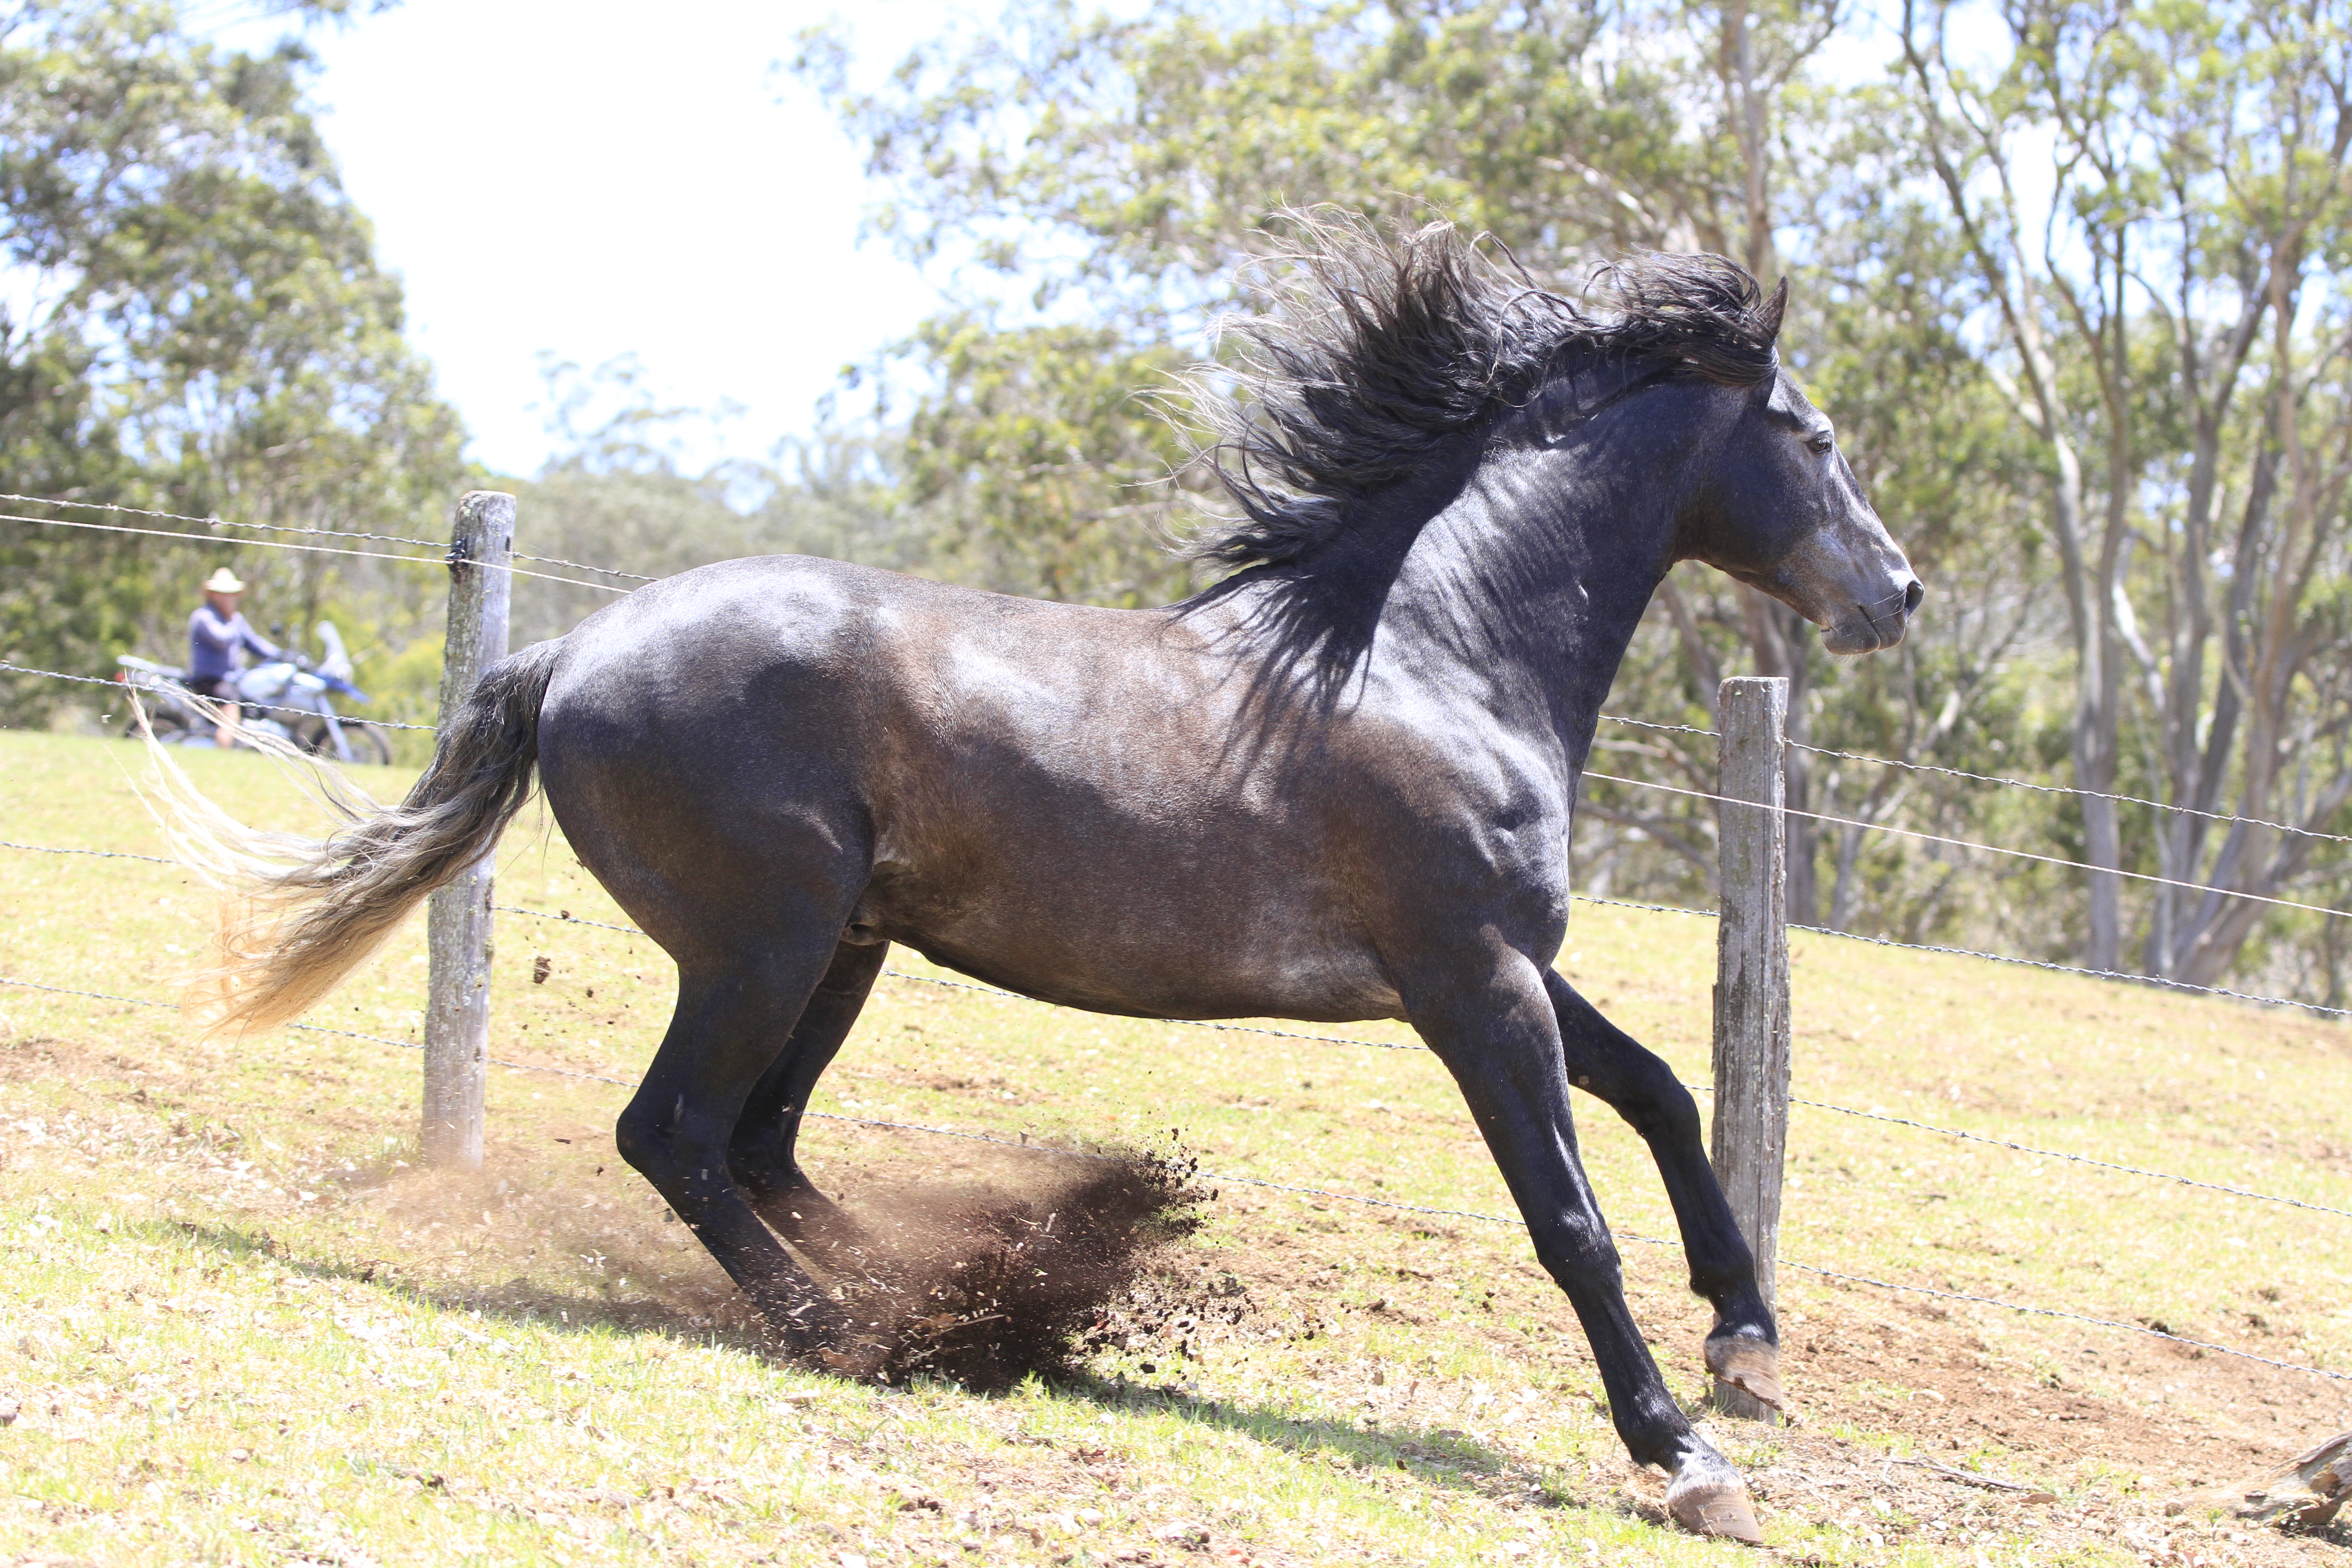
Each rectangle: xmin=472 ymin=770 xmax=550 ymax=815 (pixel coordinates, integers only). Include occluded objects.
xmin=116 ymin=622 xmax=394 ymax=766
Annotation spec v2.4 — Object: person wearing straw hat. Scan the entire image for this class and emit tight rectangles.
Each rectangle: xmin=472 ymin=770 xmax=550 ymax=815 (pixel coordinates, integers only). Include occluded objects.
xmin=188 ymin=567 xmax=282 ymax=749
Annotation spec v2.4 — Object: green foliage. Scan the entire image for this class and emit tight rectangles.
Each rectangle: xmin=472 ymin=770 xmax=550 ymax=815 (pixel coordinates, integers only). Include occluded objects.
xmin=796 ymin=0 xmax=2352 ymax=1000
xmin=794 ymin=0 xmax=1763 ymax=605
xmin=0 ymin=0 xmax=466 ymax=721
xmin=890 ymin=314 xmax=1198 ymax=602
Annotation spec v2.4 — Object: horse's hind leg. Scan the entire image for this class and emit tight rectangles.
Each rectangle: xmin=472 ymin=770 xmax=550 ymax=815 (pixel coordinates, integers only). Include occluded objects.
xmin=1413 ymin=955 xmax=1760 ymax=1542
xmin=1543 ymin=970 xmax=1780 ymax=1411
xmin=616 ymin=938 xmax=866 ymax=1357
xmin=727 ymin=939 xmax=887 ymax=1246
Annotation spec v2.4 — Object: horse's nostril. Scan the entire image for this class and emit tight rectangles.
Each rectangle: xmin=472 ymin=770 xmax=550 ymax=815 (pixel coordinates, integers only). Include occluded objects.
xmin=1902 ymin=579 xmax=1924 ymax=615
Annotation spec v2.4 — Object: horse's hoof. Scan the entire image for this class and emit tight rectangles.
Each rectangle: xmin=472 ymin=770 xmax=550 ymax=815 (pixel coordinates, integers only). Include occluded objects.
xmin=1705 ymin=1331 xmax=1785 ymax=1412
xmin=1666 ymin=1473 xmax=1764 ymax=1544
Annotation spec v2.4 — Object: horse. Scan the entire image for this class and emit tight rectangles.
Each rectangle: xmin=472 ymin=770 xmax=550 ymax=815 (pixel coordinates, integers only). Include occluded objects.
xmin=188 ymin=218 xmax=1918 ymax=1542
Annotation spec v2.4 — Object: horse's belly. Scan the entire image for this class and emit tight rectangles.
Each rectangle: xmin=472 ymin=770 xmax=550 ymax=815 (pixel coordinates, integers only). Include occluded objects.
xmin=903 ymin=929 xmax=1404 ymax=1025
xmin=866 ymin=853 xmax=1404 ymax=1025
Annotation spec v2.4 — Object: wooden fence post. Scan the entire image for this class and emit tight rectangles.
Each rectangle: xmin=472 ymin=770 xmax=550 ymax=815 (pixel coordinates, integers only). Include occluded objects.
xmin=1709 ymin=674 xmax=1790 ymax=1422
xmin=421 ymin=490 xmax=514 ymax=1169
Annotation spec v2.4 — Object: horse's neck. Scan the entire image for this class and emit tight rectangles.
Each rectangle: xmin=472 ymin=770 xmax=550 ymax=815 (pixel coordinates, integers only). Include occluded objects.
xmin=1376 ymin=438 xmax=1682 ymax=750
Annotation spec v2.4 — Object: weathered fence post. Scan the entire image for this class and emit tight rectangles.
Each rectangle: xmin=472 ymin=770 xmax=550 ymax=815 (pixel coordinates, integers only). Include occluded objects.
xmin=421 ymin=490 xmax=514 ymax=1169
xmin=1709 ymin=674 xmax=1791 ymax=1422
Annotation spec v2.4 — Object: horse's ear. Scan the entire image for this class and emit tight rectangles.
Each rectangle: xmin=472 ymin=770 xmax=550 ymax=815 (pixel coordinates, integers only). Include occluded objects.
xmin=1759 ymin=277 xmax=1789 ymax=342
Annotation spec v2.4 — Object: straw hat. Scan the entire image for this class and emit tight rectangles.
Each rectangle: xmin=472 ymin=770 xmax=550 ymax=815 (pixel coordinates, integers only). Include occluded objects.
xmin=203 ymin=567 xmax=246 ymax=595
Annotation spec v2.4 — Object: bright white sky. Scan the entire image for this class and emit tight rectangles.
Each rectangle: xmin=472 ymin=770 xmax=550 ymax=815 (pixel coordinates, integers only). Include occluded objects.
xmin=204 ymin=0 xmax=982 ymax=479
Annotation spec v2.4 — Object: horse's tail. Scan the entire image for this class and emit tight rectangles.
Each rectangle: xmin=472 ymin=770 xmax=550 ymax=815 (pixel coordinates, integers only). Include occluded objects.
xmin=156 ymin=638 xmax=566 ymax=1034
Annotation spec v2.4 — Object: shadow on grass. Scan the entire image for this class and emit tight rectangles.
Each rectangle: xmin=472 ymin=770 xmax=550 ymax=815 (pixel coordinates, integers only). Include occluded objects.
xmin=163 ymin=1214 xmax=1639 ymax=1523
xmin=166 ymin=1215 xmax=768 ymax=1352
xmin=1037 ymin=1368 xmax=1657 ymax=1524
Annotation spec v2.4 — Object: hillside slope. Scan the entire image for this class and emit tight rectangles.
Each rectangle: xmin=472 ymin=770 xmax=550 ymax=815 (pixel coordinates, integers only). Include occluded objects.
xmin=2 ymin=730 xmax=2347 ymax=1564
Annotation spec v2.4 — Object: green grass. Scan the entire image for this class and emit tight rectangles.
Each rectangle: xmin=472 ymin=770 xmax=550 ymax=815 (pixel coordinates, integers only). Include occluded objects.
xmin=2 ymin=729 xmax=2348 ymax=1565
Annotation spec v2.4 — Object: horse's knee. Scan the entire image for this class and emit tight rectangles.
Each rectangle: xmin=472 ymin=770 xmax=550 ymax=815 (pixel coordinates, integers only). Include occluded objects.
xmin=1530 ymin=1210 xmax=1622 ymax=1284
xmin=616 ymin=1102 xmax=725 ymax=1190
xmin=613 ymin=1106 xmax=660 ymax=1175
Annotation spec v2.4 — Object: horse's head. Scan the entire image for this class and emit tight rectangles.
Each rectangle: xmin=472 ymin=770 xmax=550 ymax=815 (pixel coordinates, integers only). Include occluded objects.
xmin=1683 ymin=358 xmax=1921 ymax=654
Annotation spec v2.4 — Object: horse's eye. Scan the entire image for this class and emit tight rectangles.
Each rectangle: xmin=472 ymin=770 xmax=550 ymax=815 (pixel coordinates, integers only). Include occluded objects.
xmin=1807 ymin=431 xmax=1835 ymax=455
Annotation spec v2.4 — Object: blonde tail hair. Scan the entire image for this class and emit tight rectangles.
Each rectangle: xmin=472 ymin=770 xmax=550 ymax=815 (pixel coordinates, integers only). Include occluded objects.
xmin=142 ymin=640 xmax=564 ymax=1033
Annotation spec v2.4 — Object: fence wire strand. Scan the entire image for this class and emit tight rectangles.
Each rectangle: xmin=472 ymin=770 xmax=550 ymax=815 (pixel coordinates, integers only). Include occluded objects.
xmin=0 ymin=837 xmax=179 ymax=866
xmin=1569 ymin=889 xmax=2352 ymax=1018
xmin=510 ymin=552 xmax=657 ymax=583
xmin=0 ymin=510 xmax=627 ymax=595
xmin=1594 ymin=711 xmax=2352 ymax=846
xmin=493 ymin=905 xmax=1425 ymax=1053
xmin=494 ymin=898 xmax=2351 ymax=1223
xmin=0 ymin=659 xmax=440 ymax=734
xmin=5 ymin=968 xmax=2347 ymax=1384
xmin=3 ymin=848 xmax=2335 ymax=1220
xmin=0 ymin=491 xmax=446 ymax=552
xmin=0 ymin=481 xmax=2337 ymax=852
xmin=1788 ymin=738 xmax=2352 ymax=847
xmin=1583 ymin=769 xmax=2352 ymax=924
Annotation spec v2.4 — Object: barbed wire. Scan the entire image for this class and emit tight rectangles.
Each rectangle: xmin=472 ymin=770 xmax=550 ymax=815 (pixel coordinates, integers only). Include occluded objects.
xmin=9 ymin=755 xmax=2349 ymax=1225
xmin=496 ymin=898 xmax=2349 ymax=1222
xmin=1773 ymin=1261 xmax=2352 ymax=1382
xmin=4 ymin=851 xmax=2334 ymax=1219
xmin=1584 ymin=770 xmax=2352 ymax=924
xmin=0 ymin=492 xmax=446 ymax=551
xmin=2 ymin=479 xmax=2341 ymax=853
xmin=760 ymin=1107 xmax=2352 ymax=1381
xmin=1595 ymin=714 xmax=1718 ymax=740
xmin=5 ymin=966 xmax=2345 ymax=1385
xmin=0 ymin=487 xmax=648 ymax=595
xmin=0 ymin=837 xmax=179 ymax=866
xmin=1594 ymin=711 xmax=2352 ymax=847
xmin=1795 ymin=925 xmax=2352 ymax=1020
xmin=0 ymin=660 xmax=440 ymax=734
xmin=511 ymin=552 xmax=657 ymax=584
xmin=1788 ymin=739 xmax=2352 ymax=847
xmin=1693 ymin=1088 xmax=2352 ymax=1220
xmin=1571 ymin=891 xmax=2352 ymax=1019
xmin=0 ymin=973 xmax=417 ymax=1053
xmin=0 ymin=510 xmax=627 ymax=596
xmin=4 ymin=481 xmax=2343 ymax=853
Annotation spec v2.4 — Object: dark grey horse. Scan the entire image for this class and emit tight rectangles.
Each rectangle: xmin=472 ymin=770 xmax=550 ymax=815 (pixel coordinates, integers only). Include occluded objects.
xmin=199 ymin=220 xmax=1917 ymax=1541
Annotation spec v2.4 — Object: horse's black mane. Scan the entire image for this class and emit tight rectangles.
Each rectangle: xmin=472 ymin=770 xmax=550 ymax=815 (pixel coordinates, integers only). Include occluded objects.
xmin=1191 ymin=216 xmax=1787 ymax=569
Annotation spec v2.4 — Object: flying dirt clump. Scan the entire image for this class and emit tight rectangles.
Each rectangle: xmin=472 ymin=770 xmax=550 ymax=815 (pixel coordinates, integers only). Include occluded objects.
xmin=784 ymin=1145 xmax=1207 ymax=1392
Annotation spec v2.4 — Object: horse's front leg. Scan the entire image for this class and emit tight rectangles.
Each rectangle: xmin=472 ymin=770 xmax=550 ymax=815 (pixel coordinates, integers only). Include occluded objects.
xmin=1412 ymin=954 xmax=1762 ymax=1544
xmin=1544 ymin=971 xmax=1782 ymax=1412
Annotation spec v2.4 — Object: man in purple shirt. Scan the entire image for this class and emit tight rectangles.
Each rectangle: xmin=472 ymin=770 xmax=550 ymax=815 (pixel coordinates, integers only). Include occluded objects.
xmin=187 ymin=567 xmax=281 ymax=747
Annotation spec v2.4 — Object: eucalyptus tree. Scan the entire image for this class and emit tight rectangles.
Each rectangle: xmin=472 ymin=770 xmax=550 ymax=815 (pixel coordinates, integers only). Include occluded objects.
xmin=0 ymin=0 xmax=464 ymax=717
xmin=794 ymin=0 xmax=1723 ymax=608
xmin=1903 ymin=0 xmax=2352 ymax=982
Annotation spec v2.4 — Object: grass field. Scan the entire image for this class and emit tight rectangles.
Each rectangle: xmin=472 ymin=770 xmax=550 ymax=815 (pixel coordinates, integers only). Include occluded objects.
xmin=2 ymin=728 xmax=2349 ymax=1567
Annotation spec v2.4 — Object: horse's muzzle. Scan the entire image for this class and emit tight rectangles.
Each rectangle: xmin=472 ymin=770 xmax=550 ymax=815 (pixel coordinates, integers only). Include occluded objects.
xmin=1823 ymin=577 xmax=1923 ymax=654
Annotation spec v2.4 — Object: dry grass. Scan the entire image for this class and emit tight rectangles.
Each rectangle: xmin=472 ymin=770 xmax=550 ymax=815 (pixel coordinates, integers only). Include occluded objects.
xmin=2 ymin=728 xmax=2350 ymax=1566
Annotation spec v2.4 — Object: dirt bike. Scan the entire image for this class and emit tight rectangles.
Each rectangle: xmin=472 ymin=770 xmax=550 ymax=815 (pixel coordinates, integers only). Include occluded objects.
xmin=115 ymin=622 xmax=394 ymax=766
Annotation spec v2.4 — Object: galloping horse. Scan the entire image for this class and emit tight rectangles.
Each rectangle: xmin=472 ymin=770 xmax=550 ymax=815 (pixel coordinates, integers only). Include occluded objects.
xmin=199 ymin=220 xmax=1917 ymax=1540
